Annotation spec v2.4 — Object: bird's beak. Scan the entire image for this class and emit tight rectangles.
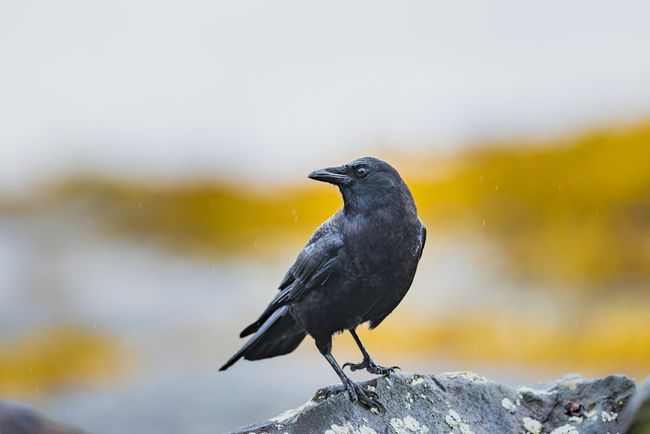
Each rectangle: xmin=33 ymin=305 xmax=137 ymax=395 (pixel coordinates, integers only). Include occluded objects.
xmin=308 ymin=165 xmax=351 ymax=186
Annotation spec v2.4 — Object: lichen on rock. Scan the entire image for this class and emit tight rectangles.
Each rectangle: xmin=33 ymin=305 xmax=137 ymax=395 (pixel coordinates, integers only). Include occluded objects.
xmin=229 ymin=372 xmax=647 ymax=434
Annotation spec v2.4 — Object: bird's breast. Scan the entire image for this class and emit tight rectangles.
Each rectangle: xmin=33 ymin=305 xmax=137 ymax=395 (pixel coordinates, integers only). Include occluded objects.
xmin=343 ymin=215 xmax=420 ymax=281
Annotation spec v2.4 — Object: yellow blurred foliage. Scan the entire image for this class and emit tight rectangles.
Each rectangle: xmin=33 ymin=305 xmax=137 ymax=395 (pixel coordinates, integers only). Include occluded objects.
xmin=17 ymin=121 xmax=649 ymax=380
xmin=344 ymin=299 xmax=650 ymax=379
xmin=412 ymin=122 xmax=650 ymax=286
xmin=0 ymin=328 xmax=123 ymax=399
xmin=52 ymin=120 xmax=650 ymax=288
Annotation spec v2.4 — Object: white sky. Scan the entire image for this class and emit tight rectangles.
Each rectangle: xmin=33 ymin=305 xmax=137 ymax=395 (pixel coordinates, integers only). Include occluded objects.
xmin=1 ymin=0 xmax=650 ymax=191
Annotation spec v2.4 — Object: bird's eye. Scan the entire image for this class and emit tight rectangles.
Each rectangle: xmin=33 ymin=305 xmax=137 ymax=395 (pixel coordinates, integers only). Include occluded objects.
xmin=354 ymin=166 xmax=368 ymax=177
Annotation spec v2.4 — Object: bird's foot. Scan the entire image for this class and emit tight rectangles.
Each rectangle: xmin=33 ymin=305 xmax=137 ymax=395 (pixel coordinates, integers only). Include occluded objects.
xmin=345 ymin=381 xmax=384 ymax=413
xmin=343 ymin=357 xmax=399 ymax=376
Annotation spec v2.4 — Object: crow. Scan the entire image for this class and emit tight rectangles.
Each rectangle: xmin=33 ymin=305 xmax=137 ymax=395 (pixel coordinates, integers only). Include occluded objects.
xmin=219 ymin=157 xmax=426 ymax=410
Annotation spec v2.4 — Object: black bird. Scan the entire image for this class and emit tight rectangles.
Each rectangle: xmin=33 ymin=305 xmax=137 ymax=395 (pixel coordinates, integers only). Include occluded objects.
xmin=220 ymin=157 xmax=426 ymax=410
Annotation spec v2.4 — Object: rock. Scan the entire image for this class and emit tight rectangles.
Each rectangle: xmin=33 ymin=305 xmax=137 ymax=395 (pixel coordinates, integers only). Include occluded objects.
xmin=229 ymin=371 xmax=649 ymax=434
xmin=621 ymin=376 xmax=650 ymax=434
xmin=0 ymin=400 xmax=83 ymax=434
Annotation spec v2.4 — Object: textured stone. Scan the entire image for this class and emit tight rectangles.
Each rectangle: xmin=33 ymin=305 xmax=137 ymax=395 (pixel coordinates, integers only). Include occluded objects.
xmin=229 ymin=371 xmax=649 ymax=434
xmin=622 ymin=376 xmax=650 ymax=434
xmin=0 ymin=400 xmax=82 ymax=434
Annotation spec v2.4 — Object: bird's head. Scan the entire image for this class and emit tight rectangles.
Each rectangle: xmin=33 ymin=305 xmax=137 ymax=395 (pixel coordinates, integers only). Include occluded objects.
xmin=308 ymin=157 xmax=413 ymax=213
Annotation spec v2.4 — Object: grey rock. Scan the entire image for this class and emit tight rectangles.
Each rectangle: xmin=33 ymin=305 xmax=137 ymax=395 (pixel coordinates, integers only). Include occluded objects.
xmin=621 ymin=376 xmax=650 ymax=434
xmin=229 ymin=371 xmax=648 ymax=434
xmin=0 ymin=400 xmax=83 ymax=434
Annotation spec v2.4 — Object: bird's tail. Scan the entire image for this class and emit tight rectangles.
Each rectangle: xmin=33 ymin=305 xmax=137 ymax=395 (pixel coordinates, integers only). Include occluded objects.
xmin=219 ymin=306 xmax=306 ymax=371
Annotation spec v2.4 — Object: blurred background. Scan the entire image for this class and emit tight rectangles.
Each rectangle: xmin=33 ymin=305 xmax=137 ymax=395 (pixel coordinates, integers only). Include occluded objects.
xmin=1 ymin=1 xmax=650 ymax=433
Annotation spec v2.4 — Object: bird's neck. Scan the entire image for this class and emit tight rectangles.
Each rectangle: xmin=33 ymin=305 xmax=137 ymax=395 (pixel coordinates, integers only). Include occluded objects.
xmin=340 ymin=187 xmax=416 ymax=220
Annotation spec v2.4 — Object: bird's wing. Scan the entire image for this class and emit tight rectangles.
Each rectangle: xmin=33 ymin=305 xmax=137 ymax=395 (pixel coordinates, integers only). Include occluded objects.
xmin=239 ymin=226 xmax=343 ymax=337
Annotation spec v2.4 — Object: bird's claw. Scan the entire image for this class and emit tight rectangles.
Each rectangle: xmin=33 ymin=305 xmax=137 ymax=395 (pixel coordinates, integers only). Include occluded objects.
xmin=347 ymin=382 xmax=384 ymax=413
xmin=370 ymin=364 xmax=400 ymax=376
xmin=342 ymin=361 xmax=363 ymax=372
xmin=343 ymin=358 xmax=399 ymax=376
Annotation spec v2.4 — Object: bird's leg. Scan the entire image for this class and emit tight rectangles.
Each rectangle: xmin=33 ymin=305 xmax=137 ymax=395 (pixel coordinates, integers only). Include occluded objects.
xmin=316 ymin=338 xmax=384 ymax=412
xmin=342 ymin=329 xmax=399 ymax=376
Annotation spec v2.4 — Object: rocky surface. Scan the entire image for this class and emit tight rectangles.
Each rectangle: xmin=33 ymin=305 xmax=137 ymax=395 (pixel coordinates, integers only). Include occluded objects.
xmin=621 ymin=376 xmax=650 ymax=434
xmin=230 ymin=371 xmax=650 ymax=434
xmin=0 ymin=400 xmax=82 ymax=434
